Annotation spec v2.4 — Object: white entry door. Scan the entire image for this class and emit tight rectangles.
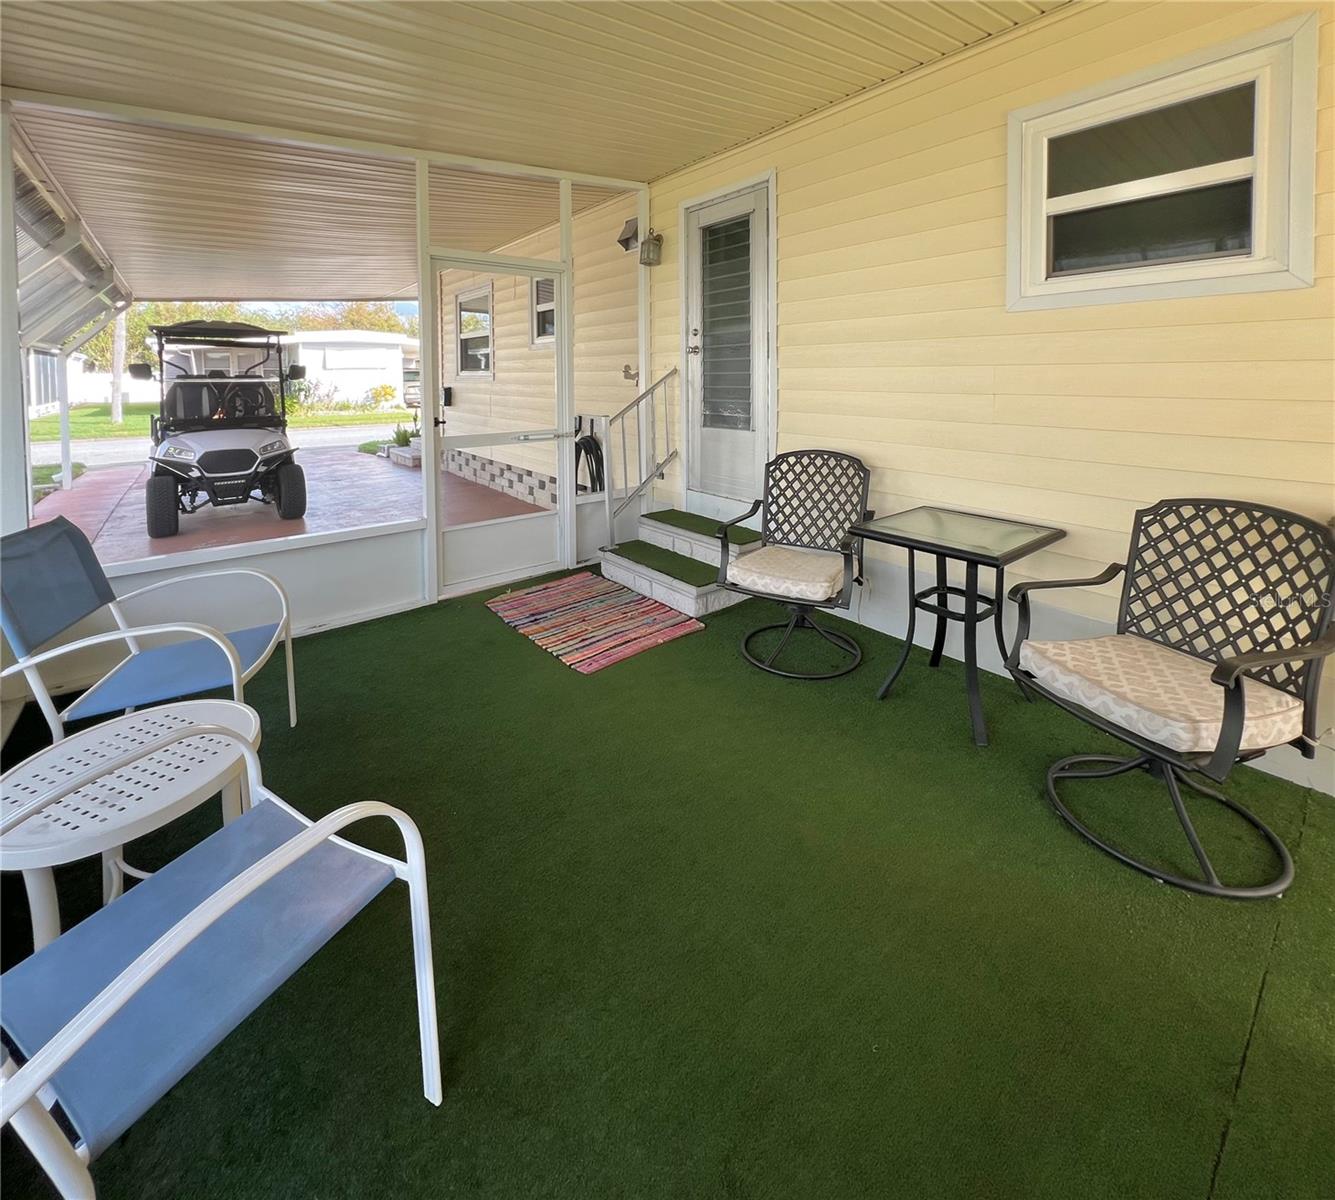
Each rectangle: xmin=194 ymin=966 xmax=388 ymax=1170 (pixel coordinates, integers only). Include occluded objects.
xmin=683 ymin=183 xmax=770 ymax=516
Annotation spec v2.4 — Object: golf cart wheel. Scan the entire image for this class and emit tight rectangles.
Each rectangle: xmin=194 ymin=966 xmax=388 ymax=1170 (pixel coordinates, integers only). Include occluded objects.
xmin=145 ymin=474 xmax=180 ymax=538
xmin=275 ymin=462 xmax=307 ymax=520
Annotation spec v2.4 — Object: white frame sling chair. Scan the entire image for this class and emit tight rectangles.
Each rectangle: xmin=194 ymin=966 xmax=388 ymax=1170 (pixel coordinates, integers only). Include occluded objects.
xmin=0 ymin=724 xmax=441 ymax=1199
xmin=1 ymin=517 xmax=297 ymax=741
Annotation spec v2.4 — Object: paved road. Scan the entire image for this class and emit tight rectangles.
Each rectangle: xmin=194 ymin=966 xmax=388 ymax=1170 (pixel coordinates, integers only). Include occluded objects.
xmin=30 ymin=423 xmax=401 ymax=468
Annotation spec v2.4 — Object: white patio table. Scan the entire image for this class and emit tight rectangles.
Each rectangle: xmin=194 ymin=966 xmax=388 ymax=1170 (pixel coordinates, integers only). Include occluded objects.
xmin=0 ymin=700 xmax=261 ymax=951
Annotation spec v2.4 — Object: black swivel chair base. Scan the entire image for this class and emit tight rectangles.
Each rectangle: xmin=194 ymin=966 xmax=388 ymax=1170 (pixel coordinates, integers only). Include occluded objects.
xmin=1046 ymin=754 xmax=1294 ymax=900
xmin=741 ymin=605 xmax=863 ymax=680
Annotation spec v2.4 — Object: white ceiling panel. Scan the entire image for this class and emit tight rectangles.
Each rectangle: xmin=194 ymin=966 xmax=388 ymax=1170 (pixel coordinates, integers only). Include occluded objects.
xmin=2 ymin=1 xmax=1069 ymax=182
xmin=2 ymin=1 xmax=1068 ymax=299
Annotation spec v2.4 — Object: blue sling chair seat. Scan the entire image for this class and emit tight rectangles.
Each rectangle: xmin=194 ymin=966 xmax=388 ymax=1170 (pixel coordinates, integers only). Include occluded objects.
xmin=0 ymin=727 xmax=442 ymax=1199
xmin=0 ymin=517 xmax=297 ymax=738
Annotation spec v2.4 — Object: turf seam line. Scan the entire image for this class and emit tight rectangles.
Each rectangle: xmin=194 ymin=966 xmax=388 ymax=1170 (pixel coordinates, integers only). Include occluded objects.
xmin=1203 ymin=788 xmax=1313 ymax=1200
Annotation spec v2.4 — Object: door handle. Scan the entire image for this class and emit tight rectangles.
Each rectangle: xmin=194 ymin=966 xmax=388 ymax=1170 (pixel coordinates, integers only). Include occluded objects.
xmin=686 ymin=345 xmax=702 ymax=356
xmin=433 ymin=416 xmax=447 ymax=428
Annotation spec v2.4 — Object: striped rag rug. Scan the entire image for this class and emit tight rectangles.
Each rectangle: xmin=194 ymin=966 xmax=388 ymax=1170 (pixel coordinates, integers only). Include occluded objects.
xmin=486 ymin=571 xmax=703 ymax=673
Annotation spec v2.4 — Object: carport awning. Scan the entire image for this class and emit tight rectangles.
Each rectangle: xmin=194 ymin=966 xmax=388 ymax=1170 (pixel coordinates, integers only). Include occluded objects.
xmin=10 ymin=107 xmax=628 ymax=302
xmin=13 ymin=133 xmax=128 ymax=349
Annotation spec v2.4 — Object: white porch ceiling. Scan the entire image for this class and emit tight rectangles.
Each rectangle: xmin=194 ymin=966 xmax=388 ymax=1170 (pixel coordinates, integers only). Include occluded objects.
xmin=2 ymin=0 xmax=1068 ymax=300
xmin=9 ymin=111 xmax=626 ymax=300
xmin=2 ymin=0 xmax=1068 ymax=182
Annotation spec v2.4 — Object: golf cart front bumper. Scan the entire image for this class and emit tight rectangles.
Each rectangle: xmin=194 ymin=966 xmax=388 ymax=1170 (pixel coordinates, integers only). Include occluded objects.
xmin=153 ymin=448 xmax=290 ymax=507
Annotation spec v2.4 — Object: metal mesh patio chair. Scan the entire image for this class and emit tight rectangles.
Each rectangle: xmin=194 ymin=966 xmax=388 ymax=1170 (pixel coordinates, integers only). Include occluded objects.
xmin=1 ymin=517 xmax=296 ymax=740
xmin=0 ymin=725 xmax=440 ymax=1199
xmin=716 ymin=449 xmax=873 ymax=679
xmin=1007 ymin=498 xmax=1335 ymax=899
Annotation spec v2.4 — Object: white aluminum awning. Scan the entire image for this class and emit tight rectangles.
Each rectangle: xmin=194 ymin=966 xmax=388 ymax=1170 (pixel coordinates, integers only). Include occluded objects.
xmin=13 ymin=130 xmax=129 ymax=351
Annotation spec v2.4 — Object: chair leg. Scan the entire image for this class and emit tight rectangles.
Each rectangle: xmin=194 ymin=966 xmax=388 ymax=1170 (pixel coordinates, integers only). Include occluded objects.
xmin=22 ymin=869 xmax=62 ymax=952
xmin=2 ymin=1055 xmax=96 ymax=1200
xmin=740 ymin=607 xmax=862 ymax=680
xmin=101 ymin=850 xmax=124 ymax=905
xmin=1045 ymin=754 xmax=1294 ymax=900
xmin=761 ymin=611 xmax=800 ymax=668
xmin=284 ymin=630 xmax=297 ymax=728
xmin=403 ymin=848 xmax=443 ymax=1106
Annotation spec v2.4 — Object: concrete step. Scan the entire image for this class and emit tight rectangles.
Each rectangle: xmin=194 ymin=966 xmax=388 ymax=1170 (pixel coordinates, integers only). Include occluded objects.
xmin=637 ymin=507 xmax=761 ymax=567
xmin=600 ymin=539 xmax=747 ymax=619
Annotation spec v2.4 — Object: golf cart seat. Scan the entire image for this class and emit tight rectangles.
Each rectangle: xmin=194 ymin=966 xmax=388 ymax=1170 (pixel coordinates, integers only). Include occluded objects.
xmin=163 ymin=380 xmax=220 ymax=423
xmin=220 ymin=379 xmax=278 ymax=421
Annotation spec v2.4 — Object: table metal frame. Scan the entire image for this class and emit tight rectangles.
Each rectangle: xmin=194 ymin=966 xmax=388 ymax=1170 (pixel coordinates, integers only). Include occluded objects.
xmin=852 ymin=508 xmax=1065 ymax=747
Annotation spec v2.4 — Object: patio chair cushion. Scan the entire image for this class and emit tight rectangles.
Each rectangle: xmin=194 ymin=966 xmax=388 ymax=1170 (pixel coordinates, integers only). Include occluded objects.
xmin=0 ymin=798 xmax=394 ymax=1160
xmin=63 ymin=622 xmax=281 ymax=721
xmin=727 ymin=544 xmax=845 ymax=603
xmin=1019 ymin=634 xmax=1303 ymax=753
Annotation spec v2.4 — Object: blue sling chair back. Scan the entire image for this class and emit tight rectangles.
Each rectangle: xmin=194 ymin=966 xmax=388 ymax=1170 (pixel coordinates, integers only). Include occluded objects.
xmin=0 ymin=725 xmax=442 ymax=1198
xmin=0 ymin=517 xmax=297 ymax=740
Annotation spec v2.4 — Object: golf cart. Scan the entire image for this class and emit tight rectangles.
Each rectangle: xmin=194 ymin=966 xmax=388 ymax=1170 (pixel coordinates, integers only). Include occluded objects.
xmin=130 ymin=321 xmax=307 ymax=538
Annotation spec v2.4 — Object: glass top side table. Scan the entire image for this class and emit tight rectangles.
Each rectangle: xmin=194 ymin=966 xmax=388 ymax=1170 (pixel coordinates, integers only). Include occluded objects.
xmin=851 ymin=506 xmax=1066 ymax=746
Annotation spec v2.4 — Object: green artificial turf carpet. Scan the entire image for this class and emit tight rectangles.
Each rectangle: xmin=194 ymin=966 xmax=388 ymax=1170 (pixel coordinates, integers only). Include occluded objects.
xmin=608 ymin=539 xmax=719 ymax=586
xmin=645 ymin=507 xmax=762 ymax=543
xmin=3 ymin=578 xmax=1332 ymax=1200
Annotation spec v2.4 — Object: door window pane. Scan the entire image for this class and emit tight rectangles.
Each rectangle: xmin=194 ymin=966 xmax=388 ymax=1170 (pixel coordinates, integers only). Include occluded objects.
xmin=701 ymin=215 xmax=752 ymax=431
xmin=1049 ymin=178 xmax=1252 ymax=275
xmin=1047 ymin=82 xmax=1255 ymax=198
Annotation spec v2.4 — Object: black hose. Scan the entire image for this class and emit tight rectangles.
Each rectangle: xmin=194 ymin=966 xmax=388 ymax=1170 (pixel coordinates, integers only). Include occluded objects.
xmin=575 ymin=433 xmax=605 ymax=494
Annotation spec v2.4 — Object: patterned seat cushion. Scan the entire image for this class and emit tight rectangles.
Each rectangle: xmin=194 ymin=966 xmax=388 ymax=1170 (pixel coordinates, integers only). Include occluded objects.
xmin=727 ymin=544 xmax=845 ymax=603
xmin=1019 ymin=634 xmax=1303 ymax=754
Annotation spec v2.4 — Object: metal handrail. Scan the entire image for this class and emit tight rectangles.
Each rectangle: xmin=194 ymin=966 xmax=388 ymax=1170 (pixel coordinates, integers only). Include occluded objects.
xmin=606 ymin=367 xmax=677 ymax=424
xmin=600 ymin=367 xmax=678 ymax=550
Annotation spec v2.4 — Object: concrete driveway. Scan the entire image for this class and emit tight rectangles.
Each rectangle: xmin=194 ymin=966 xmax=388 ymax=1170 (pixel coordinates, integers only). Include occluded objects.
xmin=30 ymin=444 xmax=544 ymax=564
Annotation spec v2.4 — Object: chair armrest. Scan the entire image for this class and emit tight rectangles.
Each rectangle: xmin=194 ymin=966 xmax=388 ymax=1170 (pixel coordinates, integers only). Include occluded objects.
xmin=1007 ymin=562 xmax=1125 ymax=603
xmin=0 ymin=621 xmax=245 ymax=718
xmin=1 ymin=622 xmax=246 ymax=741
xmin=715 ymin=499 xmax=762 ymax=540
xmin=716 ymin=499 xmax=762 ymax=584
xmin=1210 ymin=629 xmax=1335 ymax=688
xmin=0 ymin=784 xmax=428 ymax=1125
xmin=1005 ymin=563 xmax=1125 ymax=671
xmin=1197 ymin=630 xmax=1335 ymax=779
xmin=116 ymin=568 xmax=291 ymax=632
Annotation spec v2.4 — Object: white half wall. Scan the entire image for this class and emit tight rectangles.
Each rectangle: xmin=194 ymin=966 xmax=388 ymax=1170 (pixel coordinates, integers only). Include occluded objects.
xmin=2 ymin=523 xmax=429 ymax=730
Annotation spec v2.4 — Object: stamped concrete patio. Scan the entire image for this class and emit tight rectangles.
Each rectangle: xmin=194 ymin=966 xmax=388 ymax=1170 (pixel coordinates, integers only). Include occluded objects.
xmin=31 ymin=447 xmax=543 ymax=563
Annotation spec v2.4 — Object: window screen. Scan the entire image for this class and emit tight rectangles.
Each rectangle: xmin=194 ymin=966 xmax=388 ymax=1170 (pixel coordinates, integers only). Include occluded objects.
xmin=700 ymin=215 xmax=752 ymax=431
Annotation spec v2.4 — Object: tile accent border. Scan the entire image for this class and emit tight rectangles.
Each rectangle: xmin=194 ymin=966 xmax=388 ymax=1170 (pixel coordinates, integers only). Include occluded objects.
xmin=446 ymin=448 xmax=557 ymax=509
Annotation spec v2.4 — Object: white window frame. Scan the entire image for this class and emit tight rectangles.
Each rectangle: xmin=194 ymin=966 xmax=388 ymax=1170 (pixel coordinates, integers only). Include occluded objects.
xmin=529 ymin=276 xmax=556 ymax=347
xmin=455 ymin=282 xmax=493 ymax=378
xmin=1006 ymin=14 xmax=1317 ymax=311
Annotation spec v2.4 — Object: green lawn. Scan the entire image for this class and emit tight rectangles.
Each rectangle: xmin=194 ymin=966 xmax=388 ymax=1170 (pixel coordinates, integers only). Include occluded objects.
xmin=30 ymin=461 xmax=85 ymax=504
xmin=1 ymin=585 xmax=1330 ymax=1199
xmin=28 ymin=402 xmax=414 ymax=442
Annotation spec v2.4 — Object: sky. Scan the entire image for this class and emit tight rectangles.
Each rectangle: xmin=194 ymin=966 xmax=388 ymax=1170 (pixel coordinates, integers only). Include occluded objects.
xmin=237 ymin=301 xmax=420 ymax=318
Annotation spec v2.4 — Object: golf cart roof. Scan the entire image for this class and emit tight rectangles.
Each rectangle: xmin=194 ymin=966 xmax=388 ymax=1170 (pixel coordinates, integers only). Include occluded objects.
xmin=149 ymin=320 xmax=289 ymax=345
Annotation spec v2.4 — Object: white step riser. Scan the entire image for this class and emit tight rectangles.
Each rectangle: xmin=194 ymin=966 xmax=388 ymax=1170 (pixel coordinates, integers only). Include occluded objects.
xmin=637 ymin=519 xmax=751 ymax=566
xmin=601 ymin=555 xmax=747 ymax=619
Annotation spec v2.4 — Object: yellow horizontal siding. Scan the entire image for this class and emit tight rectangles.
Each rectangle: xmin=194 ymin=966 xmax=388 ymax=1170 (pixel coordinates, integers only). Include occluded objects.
xmin=640 ymin=0 xmax=1333 ymax=639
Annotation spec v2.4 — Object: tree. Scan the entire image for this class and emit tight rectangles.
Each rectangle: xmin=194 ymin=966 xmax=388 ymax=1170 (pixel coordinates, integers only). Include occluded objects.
xmin=110 ymin=309 xmax=126 ymax=423
xmin=75 ymin=299 xmax=419 ymax=372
